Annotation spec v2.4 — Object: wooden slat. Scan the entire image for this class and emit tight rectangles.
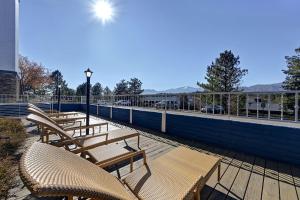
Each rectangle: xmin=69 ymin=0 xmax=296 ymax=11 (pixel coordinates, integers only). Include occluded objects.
xmin=227 ymin=154 xmax=255 ymax=199
xmin=278 ymin=162 xmax=298 ymax=200
xmin=244 ymin=157 xmax=265 ymax=200
xmin=262 ymin=160 xmax=280 ymax=200
xmin=208 ymin=153 xmax=241 ymax=200
xmin=291 ymin=166 xmax=300 ymax=200
xmin=201 ymin=150 xmax=234 ymax=200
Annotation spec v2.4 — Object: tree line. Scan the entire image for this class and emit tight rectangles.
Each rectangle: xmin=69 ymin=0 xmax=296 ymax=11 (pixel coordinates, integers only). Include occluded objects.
xmin=19 ymin=45 xmax=299 ymax=96
xmin=197 ymin=47 xmax=300 ymax=92
xmin=19 ymin=55 xmax=144 ymax=96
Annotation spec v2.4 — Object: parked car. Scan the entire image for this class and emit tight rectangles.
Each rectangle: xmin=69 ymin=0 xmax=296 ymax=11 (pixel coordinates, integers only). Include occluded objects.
xmin=155 ymin=100 xmax=179 ymax=109
xmin=114 ymin=100 xmax=131 ymax=106
xmin=201 ymin=105 xmax=224 ymax=113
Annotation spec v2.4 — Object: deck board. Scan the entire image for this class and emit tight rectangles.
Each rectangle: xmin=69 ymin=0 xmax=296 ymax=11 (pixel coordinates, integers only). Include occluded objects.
xmin=227 ymin=154 xmax=255 ymax=199
xmin=278 ymin=162 xmax=298 ymax=200
xmin=244 ymin=158 xmax=265 ymax=200
xmin=262 ymin=160 xmax=280 ymax=200
xmin=16 ymin=118 xmax=300 ymax=200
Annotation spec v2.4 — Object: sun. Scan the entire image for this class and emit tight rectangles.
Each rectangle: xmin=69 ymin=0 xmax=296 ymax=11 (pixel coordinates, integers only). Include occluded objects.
xmin=91 ymin=0 xmax=115 ymax=25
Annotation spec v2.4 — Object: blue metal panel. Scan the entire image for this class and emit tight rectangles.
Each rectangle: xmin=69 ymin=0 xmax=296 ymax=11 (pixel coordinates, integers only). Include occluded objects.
xmin=132 ymin=110 xmax=161 ymax=131
xmin=99 ymin=106 xmax=110 ymax=118
xmin=53 ymin=104 xmax=82 ymax=112
xmin=112 ymin=107 xmax=130 ymax=123
xmin=166 ymin=113 xmax=300 ymax=166
xmin=0 ymin=104 xmax=27 ymax=117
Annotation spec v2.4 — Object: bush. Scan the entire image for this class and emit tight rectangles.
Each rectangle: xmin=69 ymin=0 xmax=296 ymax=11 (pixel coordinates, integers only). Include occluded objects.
xmin=0 ymin=118 xmax=26 ymax=199
xmin=0 ymin=158 xmax=17 ymax=199
xmin=0 ymin=118 xmax=26 ymax=157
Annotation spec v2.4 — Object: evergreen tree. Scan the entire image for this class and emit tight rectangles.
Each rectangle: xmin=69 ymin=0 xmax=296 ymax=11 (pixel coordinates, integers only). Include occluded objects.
xmin=282 ymin=47 xmax=300 ymax=90
xmin=49 ymin=70 xmax=75 ymax=95
xmin=198 ymin=50 xmax=248 ymax=92
xmin=92 ymin=82 xmax=103 ymax=96
xmin=114 ymin=80 xmax=128 ymax=95
xmin=76 ymin=82 xmax=89 ymax=96
xmin=103 ymin=86 xmax=112 ymax=96
xmin=128 ymin=78 xmax=144 ymax=94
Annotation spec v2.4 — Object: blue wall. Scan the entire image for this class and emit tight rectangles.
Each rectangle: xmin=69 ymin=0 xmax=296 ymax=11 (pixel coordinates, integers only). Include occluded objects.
xmin=0 ymin=104 xmax=28 ymax=117
xmin=99 ymin=106 xmax=110 ymax=118
xmin=132 ymin=110 xmax=161 ymax=131
xmin=166 ymin=113 xmax=300 ymax=166
xmin=2 ymin=102 xmax=300 ymax=166
xmin=112 ymin=107 xmax=130 ymax=123
xmin=52 ymin=103 xmax=82 ymax=112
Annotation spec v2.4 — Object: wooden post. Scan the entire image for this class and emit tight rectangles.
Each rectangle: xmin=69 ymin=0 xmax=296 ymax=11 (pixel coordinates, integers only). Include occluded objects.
xmin=268 ymin=94 xmax=271 ymax=120
xmin=295 ymin=92 xmax=299 ymax=122
xmin=281 ymin=93 xmax=284 ymax=121
xmin=161 ymin=111 xmax=166 ymax=133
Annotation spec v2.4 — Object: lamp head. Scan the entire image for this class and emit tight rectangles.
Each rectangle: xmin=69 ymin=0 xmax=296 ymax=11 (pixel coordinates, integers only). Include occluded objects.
xmin=85 ymin=68 xmax=93 ymax=78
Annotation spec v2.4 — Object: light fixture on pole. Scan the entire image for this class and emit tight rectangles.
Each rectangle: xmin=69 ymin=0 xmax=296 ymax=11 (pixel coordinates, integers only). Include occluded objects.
xmin=84 ymin=68 xmax=93 ymax=135
xmin=58 ymin=84 xmax=61 ymax=112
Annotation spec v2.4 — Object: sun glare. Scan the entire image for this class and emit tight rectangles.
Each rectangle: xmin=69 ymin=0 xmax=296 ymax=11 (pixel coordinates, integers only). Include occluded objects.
xmin=91 ymin=0 xmax=115 ymax=25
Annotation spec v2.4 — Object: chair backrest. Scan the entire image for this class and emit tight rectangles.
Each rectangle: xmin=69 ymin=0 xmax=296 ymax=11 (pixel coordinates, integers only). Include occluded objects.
xmin=28 ymin=103 xmax=45 ymax=113
xmin=26 ymin=114 xmax=78 ymax=145
xmin=20 ymin=142 xmax=134 ymax=200
xmin=28 ymin=107 xmax=57 ymax=124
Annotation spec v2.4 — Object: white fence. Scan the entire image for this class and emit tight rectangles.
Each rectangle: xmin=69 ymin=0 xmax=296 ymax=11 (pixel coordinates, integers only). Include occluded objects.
xmin=0 ymin=91 xmax=299 ymax=122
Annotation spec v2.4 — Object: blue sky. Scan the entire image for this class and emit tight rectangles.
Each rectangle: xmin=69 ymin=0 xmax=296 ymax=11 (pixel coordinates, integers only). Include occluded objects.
xmin=19 ymin=0 xmax=300 ymax=90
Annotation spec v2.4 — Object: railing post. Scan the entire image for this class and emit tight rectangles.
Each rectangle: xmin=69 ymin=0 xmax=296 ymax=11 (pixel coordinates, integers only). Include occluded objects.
xmin=212 ymin=94 xmax=215 ymax=115
xmin=268 ymin=94 xmax=271 ymax=120
xmin=205 ymin=95 xmax=208 ymax=114
xmin=295 ymin=92 xmax=299 ymax=122
xmin=256 ymin=94 xmax=259 ymax=119
xmin=246 ymin=94 xmax=249 ymax=117
xmin=220 ymin=94 xmax=222 ymax=114
xmin=237 ymin=95 xmax=239 ymax=116
xmin=161 ymin=111 xmax=166 ymax=133
xmin=182 ymin=95 xmax=185 ymax=111
xmin=281 ymin=93 xmax=284 ymax=121
xmin=199 ymin=94 xmax=202 ymax=113
xmin=130 ymin=108 xmax=133 ymax=124
xmin=193 ymin=94 xmax=196 ymax=112
xmin=228 ymin=93 xmax=230 ymax=116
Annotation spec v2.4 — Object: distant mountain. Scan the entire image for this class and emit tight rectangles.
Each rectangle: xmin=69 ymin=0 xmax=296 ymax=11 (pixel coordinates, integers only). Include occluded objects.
xmin=142 ymin=83 xmax=284 ymax=94
xmin=242 ymin=83 xmax=284 ymax=92
xmin=142 ymin=86 xmax=201 ymax=95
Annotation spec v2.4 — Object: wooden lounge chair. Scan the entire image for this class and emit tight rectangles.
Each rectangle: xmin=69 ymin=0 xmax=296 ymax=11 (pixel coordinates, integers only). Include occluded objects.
xmin=28 ymin=103 xmax=80 ymax=118
xmin=28 ymin=107 xmax=108 ymax=138
xmin=26 ymin=114 xmax=140 ymax=153
xmin=20 ymin=142 xmax=221 ymax=200
xmin=28 ymin=104 xmax=86 ymax=123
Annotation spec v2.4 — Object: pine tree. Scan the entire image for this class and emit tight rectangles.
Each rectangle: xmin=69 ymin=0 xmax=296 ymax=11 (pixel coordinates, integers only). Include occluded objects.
xmin=114 ymin=80 xmax=128 ymax=95
xmin=128 ymin=78 xmax=144 ymax=94
xmin=198 ymin=50 xmax=248 ymax=92
xmin=92 ymin=82 xmax=103 ymax=96
xmin=282 ymin=47 xmax=300 ymax=90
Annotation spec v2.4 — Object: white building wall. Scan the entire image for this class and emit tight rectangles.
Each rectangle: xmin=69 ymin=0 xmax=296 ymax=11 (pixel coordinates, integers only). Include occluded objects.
xmin=0 ymin=0 xmax=19 ymax=72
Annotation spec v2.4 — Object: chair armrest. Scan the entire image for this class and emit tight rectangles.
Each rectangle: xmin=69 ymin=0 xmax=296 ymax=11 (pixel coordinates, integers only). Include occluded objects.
xmin=97 ymin=150 xmax=147 ymax=169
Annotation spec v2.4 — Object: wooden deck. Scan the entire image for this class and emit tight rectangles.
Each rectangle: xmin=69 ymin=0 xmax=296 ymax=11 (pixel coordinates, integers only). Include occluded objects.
xmin=109 ymin=121 xmax=300 ymax=200
xmin=14 ymin=116 xmax=300 ymax=200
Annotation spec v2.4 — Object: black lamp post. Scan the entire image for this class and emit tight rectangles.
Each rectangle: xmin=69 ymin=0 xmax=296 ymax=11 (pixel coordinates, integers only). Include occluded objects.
xmin=57 ymin=84 xmax=61 ymax=112
xmin=85 ymin=68 xmax=93 ymax=135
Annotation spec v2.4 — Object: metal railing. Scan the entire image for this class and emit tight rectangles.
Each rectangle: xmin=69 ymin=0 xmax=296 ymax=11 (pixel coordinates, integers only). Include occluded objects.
xmin=92 ymin=91 xmax=299 ymax=122
xmin=0 ymin=91 xmax=299 ymax=122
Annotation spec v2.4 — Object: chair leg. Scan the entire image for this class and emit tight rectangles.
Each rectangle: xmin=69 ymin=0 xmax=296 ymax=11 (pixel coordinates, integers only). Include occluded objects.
xmin=218 ymin=163 xmax=221 ymax=182
xmin=137 ymin=135 xmax=140 ymax=149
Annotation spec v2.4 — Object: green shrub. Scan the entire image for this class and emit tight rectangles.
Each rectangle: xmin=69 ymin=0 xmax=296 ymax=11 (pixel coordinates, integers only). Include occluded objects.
xmin=0 ymin=158 xmax=17 ymax=199
xmin=0 ymin=118 xmax=26 ymax=157
xmin=0 ymin=118 xmax=26 ymax=199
